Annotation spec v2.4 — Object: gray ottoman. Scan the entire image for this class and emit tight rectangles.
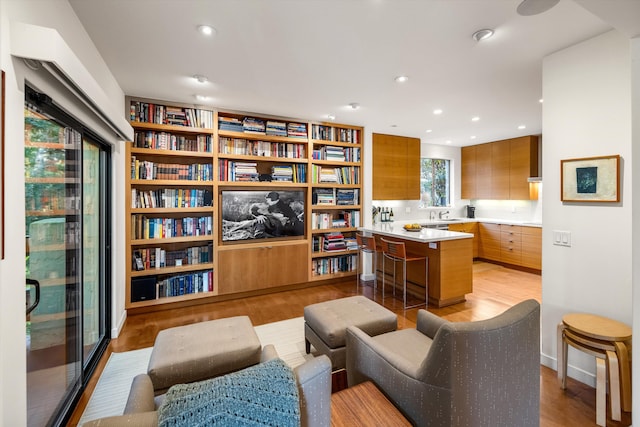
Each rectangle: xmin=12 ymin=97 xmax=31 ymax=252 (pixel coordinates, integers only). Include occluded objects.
xmin=304 ymin=296 xmax=397 ymax=370
xmin=147 ymin=316 xmax=262 ymax=394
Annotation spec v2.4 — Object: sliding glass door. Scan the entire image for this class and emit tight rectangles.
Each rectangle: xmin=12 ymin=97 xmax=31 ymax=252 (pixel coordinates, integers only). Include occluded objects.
xmin=24 ymin=86 xmax=111 ymax=427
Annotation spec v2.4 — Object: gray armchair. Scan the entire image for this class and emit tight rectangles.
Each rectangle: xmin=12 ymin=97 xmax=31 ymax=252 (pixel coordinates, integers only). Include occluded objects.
xmin=82 ymin=345 xmax=332 ymax=427
xmin=346 ymin=299 xmax=540 ymax=427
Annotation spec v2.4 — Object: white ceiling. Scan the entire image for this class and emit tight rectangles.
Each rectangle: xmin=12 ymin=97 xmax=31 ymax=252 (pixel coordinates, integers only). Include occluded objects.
xmin=68 ymin=0 xmax=636 ymax=147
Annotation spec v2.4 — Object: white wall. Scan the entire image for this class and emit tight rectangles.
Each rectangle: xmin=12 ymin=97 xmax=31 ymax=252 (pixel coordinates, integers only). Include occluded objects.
xmin=540 ymin=30 xmax=633 ymax=388
xmin=0 ymin=0 xmax=126 ymax=424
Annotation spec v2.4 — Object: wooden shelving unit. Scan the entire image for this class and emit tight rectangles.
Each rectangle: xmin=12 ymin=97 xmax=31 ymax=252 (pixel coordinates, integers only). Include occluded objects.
xmin=125 ymin=97 xmax=363 ymax=310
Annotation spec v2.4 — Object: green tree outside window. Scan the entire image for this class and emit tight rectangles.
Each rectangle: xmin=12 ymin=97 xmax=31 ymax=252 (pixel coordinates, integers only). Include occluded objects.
xmin=420 ymin=158 xmax=450 ymax=207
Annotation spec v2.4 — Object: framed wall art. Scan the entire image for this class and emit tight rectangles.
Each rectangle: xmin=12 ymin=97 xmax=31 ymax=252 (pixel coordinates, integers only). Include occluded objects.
xmin=561 ymin=154 xmax=620 ymax=202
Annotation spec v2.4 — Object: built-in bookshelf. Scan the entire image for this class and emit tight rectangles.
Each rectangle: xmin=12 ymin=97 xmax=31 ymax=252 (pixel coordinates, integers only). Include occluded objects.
xmin=309 ymin=122 xmax=362 ymax=280
xmin=126 ymin=97 xmax=363 ymax=309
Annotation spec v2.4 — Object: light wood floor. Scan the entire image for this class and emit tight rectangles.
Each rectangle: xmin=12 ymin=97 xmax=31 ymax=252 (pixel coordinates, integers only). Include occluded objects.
xmin=67 ymin=262 xmax=631 ymax=426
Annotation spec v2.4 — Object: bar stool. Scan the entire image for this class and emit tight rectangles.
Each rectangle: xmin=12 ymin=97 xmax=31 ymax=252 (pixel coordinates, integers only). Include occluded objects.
xmin=379 ymin=237 xmax=428 ymax=310
xmin=355 ymin=233 xmax=378 ymax=292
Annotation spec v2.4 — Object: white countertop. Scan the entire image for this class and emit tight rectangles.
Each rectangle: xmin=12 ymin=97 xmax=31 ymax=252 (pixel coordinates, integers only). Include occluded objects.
xmin=360 ymin=222 xmax=474 ymax=243
xmin=414 ymin=217 xmax=543 ymax=228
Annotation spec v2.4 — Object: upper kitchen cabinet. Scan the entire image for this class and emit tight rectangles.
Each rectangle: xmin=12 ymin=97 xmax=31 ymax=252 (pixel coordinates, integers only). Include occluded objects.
xmin=461 ymin=135 xmax=538 ymax=200
xmin=372 ymin=133 xmax=420 ymax=200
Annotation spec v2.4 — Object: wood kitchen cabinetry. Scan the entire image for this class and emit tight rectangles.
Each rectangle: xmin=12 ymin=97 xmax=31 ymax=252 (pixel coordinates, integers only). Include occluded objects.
xmin=447 ymin=222 xmax=478 ymax=258
xmin=478 ymin=222 xmax=541 ymax=272
xmin=372 ymin=133 xmax=420 ymax=200
xmin=461 ymin=136 xmax=538 ymax=200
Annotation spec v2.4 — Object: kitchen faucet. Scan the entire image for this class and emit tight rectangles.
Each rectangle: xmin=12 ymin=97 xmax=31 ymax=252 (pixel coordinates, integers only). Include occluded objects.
xmin=439 ymin=210 xmax=450 ymax=220
xmin=430 ymin=211 xmax=436 ymax=221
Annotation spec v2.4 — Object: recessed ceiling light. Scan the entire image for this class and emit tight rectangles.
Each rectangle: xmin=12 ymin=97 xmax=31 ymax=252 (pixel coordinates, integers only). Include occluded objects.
xmin=517 ymin=0 xmax=560 ymax=16
xmin=539 ymin=98 xmax=544 ymax=103
xmin=445 ymin=140 xmax=452 ymax=145
xmin=394 ymin=75 xmax=408 ymax=83
xmin=425 ymin=129 xmax=433 ymax=133
xmin=195 ymin=94 xmax=209 ymax=101
xmin=472 ymin=29 xmax=494 ymax=42
xmin=349 ymin=102 xmax=360 ymax=110
xmin=327 ymin=114 xmax=336 ymax=121
xmin=433 ymin=109 xmax=443 ymax=115
xmin=518 ymin=125 xmax=526 ymax=130
xmin=390 ymin=124 xmax=398 ymax=127
xmin=197 ymin=25 xmax=216 ymax=36
xmin=193 ymin=74 xmax=208 ymax=83
xmin=471 ymin=116 xmax=480 ymax=122
xmin=470 ymin=135 xmax=476 ymax=139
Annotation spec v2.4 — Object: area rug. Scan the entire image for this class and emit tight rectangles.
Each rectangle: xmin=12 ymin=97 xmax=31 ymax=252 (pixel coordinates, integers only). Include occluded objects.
xmin=79 ymin=316 xmax=311 ymax=426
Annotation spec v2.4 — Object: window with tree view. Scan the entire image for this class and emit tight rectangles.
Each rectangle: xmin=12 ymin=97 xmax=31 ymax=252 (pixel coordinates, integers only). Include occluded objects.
xmin=420 ymin=158 xmax=450 ymax=207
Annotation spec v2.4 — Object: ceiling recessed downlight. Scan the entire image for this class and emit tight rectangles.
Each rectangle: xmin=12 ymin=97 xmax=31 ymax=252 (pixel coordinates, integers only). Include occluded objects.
xmin=472 ymin=29 xmax=494 ymax=42
xmin=517 ymin=0 xmax=560 ymax=16
xmin=470 ymin=135 xmax=476 ymax=139
xmin=518 ymin=125 xmax=526 ymax=130
xmin=193 ymin=74 xmax=208 ymax=83
xmin=539 ymin=98 xmax=544 ymax=103
xmin=197 ymin=25 xmax=216 ymax=36
xmin=327 ymin=114 xmax=336 ymax=121
xmin=195 ymin=94 xmax=209 ymax=101
xmin=471 ymin=116 xmax=480 ymax=122
xmin=433 ymin=109 xmax=443 ymax=115
xmin=425 ymin=129 xmax=433 ymax=133
xmin=349 ymin=102 xmax=360 ymax=110
xmin=394 ymin=75 xmax=408 ymax=83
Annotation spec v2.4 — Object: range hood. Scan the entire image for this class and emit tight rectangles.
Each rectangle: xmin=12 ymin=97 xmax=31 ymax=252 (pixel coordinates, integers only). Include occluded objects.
xmin=527 ymin=177 xmax=542 ymax=183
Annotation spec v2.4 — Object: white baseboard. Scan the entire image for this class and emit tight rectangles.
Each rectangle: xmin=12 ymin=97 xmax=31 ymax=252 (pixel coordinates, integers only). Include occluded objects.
xmin=540 ymin=352 xmax=596 ymax=388
xmin=111 ymin=310 xmax=127 ymax=339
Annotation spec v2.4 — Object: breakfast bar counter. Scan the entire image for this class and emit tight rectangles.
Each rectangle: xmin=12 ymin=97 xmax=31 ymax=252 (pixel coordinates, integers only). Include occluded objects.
xmin=360 ymin=223 xmax=474 ymax=308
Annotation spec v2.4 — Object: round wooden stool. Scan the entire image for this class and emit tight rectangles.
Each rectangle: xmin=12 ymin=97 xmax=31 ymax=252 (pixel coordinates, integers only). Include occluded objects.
xmin=557 ymin=313 xmax=632 ymax=426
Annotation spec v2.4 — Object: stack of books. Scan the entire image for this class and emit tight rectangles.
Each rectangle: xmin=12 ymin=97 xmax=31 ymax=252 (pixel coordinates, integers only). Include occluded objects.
xmin=271 ymin=165 xmax=294 ymax=182
xmin=323 ymin=146 xmax=346 ymax=161
xmin=166 ymin=107 xmax=189 ymax=126
xmin=243 ymin=117 xmax=266 ymax=134
xmin=336 ymin=188 xmax=359 ymax=205
xmin=218 ymin=117 xmax=243 ymax=132
xmin=287 ymin=122 xmax=308 ymax=138
xmin=313 ymin=188 xmax=336 ymax=205
xmin=266 ymin=121 xmax=287 ymax=137
xmin=231 ymin=161 xmax=259 ymax=181
xmin=323 ymin=232 xmax=346 ymax=252
xmin=318 ymin=167 xmax=339 ymax=183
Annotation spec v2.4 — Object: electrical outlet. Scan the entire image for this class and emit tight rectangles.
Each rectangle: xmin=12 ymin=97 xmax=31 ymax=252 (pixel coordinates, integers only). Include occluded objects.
xmin=405 ymin=206 xmax=411 ymax=213
xmin=553 ymin=230 xmax=571 ymax=247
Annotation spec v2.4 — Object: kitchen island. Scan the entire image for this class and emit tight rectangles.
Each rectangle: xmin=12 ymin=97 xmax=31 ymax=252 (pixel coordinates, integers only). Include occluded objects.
xmin=360 ymin=222 xmax=474 ymax=308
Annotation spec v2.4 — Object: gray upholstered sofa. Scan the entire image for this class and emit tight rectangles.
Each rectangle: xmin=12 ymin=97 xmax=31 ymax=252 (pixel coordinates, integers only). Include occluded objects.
xmin=82 ymin=345 xmax=332 ymax=427
xmin=346 ymin=299 xmax=541 ymax=427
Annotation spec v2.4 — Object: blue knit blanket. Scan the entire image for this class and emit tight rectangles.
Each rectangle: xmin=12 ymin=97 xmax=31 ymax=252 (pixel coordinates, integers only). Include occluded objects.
xmin=157 ymin=358 xmax=300 ymax=426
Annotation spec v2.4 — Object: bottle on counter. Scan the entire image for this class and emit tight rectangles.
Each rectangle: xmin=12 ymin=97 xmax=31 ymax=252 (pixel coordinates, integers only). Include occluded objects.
xmin=389 ymin=208 xmax=394 ymax=222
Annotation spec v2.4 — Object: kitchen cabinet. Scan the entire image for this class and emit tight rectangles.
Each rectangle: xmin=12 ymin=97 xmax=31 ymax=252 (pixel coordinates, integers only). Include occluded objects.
xmin=461 ymin=136 xmax=538 ymax=200
xmin=447 ymin=222 xmax=478 ymax=258
xmin=478 ymin=222 xmax=541 ymax=272
xmin=372 ymin=133 xmax=420 ymax=200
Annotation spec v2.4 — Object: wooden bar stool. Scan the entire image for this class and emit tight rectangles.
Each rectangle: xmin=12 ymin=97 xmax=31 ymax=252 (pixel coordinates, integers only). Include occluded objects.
xmin=355 ymin=233 xmax=378 ymax=292
xmin=379 ymin=238 xmax=428 ymax=310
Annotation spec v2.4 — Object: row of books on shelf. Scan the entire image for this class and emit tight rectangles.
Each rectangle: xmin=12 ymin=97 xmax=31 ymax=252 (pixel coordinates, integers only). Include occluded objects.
xmin=312 ymin=254 xmax=357 ymax=276
xmin=218 ymin=160 xmax=259 ymax=182
xmin=131 ymin=188 xmax=213 ymax=209
xmin=312 ymin=232 xmax=358 ymax=253
xmin=312 ymin=188 xmax=359 ymax=206
xmin=132 ymin=243 xmax=213 ymax=271
xmin=219 ymin=117 xmax=308 ymax=138
xmin=133 ymin=131 xmax=212 ymax=153
xmin=131 ymin=157 xmax=213 ymax=181
xmin=157 ymin=270 xmax=214 ymax=298
xmin=311 ymin=165 xmax=360 ymax=184
xmin=271 ymin=164 xmax=307 ymax=182
xmin=311 ymin=125 xmax=360 ymax=144
xmin=130 ymin=101 xmax=214 ymax=128
xmin=311 ymin=146 xmax=360 ymax=162
xmin=25 ymin=186 xmax=80 ymax=212
xmin=219 ymin=137 xmax=306 ymax=158
xmin=131 ymin=215 xmax=213 ymax=240
xmin=311 ymin=210 xmax=360 ymax=230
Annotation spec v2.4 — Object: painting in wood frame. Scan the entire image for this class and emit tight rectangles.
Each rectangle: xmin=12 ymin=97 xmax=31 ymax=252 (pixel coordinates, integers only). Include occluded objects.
xmin=561 ymin=154 xmax=620 ymax=203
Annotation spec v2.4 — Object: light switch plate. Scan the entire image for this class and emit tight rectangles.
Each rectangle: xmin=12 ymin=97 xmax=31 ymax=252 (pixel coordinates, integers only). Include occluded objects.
xmin=553 ymin=230 xmax=571 ymax=247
